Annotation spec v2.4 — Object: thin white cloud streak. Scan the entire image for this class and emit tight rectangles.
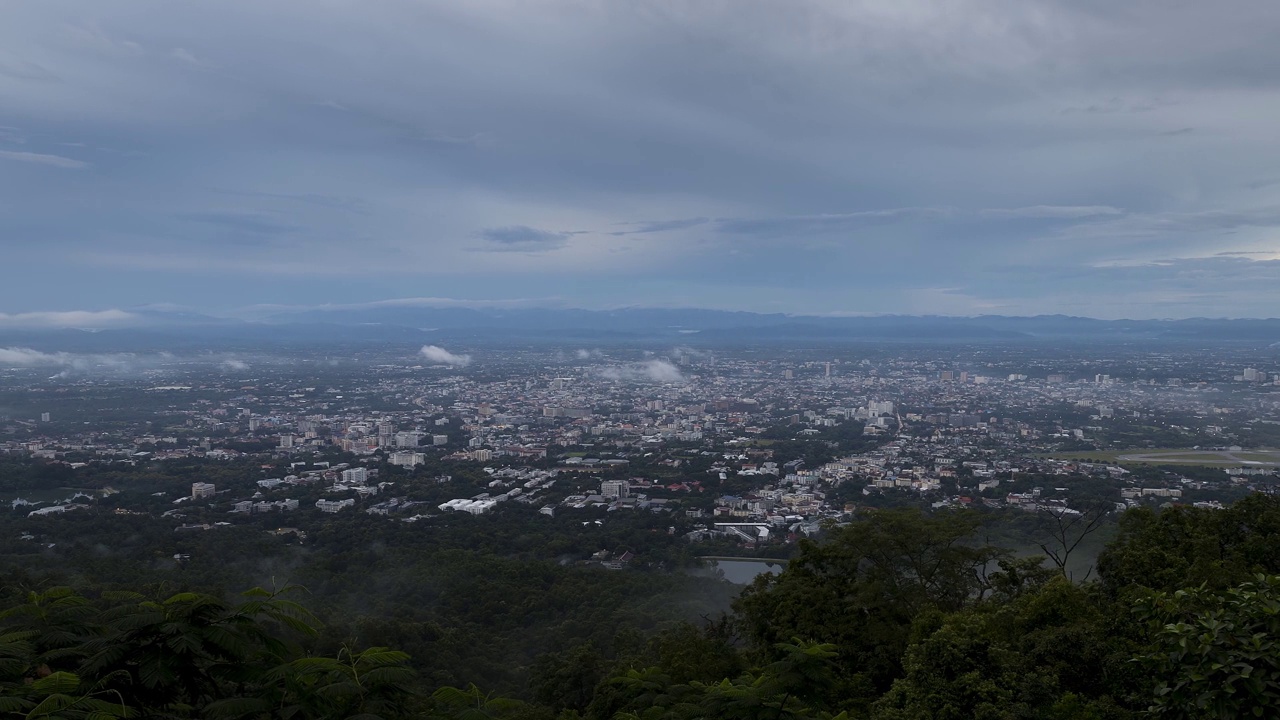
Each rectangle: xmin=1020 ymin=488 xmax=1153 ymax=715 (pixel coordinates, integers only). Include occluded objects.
xmin=0 ymin=150 xmax=88 ymax=168
xmin=0 ymin=310 xmax=137 ymax=328
xmin=977 ymin=205 xmax=1124 ymax=219
xmin=419 ymin=345 xmax=472 ymax=367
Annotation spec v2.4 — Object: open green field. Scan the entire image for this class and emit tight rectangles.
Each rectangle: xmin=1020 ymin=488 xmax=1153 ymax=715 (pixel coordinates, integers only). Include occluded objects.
xmin=1043 ymin=448 xmax=1280 ymax=467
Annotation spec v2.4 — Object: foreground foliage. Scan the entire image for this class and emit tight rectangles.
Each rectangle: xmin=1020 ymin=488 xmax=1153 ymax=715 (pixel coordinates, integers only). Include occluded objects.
xmin=4 ymin=496 xmax=1280 ymax=718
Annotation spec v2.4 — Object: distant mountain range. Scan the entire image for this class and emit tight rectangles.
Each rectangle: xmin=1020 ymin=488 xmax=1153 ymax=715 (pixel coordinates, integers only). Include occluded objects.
xmin=3 ymin=306 xmax=1280 ymax=351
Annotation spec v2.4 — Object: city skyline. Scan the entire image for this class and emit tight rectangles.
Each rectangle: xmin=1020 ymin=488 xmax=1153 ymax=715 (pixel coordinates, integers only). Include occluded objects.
xmin=3 ymin=1 xmax=1280 ymax=319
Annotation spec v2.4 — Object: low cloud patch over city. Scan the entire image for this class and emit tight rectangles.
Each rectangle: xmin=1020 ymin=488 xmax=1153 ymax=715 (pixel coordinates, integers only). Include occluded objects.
xmin=0 ymin=347 xmax=164 ymax=376
xmin=595 ymin=359 xmax=685 ymax=384
xmin=420 ymin=345 xmax=472 ymax=368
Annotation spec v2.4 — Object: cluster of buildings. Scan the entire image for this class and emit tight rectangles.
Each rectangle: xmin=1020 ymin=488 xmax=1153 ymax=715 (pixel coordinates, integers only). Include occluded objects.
xmin=4 ymin=346 xmax=1279 ymax=550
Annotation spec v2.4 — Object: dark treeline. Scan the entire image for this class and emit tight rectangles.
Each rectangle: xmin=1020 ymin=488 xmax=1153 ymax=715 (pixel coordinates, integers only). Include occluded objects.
xmin=4 ymin=492 xmax=1280 ymax=718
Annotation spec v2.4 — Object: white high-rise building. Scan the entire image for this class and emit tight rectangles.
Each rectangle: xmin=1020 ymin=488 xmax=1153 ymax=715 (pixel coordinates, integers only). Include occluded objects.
xmin=600 ymin=479 xmax=629 ymax=499
xmin=192 ymin=482 xmax=216 ymax=499
xmin=279 ymin=434 xmax=294 ymax=448
xmin=867 ymin=400 xmax=895 ymax=416
xmin=341 ymin=467 xmax=368 ymax=484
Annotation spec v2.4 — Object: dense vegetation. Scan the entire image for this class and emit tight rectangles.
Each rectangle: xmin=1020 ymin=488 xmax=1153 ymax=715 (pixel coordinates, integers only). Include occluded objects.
xmin=4 ymin=491 xmax=1280 ymax=718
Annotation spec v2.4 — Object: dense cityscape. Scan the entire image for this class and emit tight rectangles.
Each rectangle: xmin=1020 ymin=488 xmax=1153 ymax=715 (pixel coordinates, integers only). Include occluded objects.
xmin=6 ymin=342 xmax=1279 ymax=553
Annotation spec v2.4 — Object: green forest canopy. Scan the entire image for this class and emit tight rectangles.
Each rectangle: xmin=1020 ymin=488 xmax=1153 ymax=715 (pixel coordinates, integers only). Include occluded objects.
xmin=4 ymin=494 xmax=1280 ymax=718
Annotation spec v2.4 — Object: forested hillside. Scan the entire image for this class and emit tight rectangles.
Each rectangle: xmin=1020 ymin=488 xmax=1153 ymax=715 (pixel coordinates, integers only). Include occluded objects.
xmin=4 ymin=495 xmax=1280 ymax=719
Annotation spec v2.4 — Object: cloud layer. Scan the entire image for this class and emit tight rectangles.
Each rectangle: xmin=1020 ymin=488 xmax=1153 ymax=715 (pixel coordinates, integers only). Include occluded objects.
xmin=2 ymin=1 xmax=1280 ymax=317
xmin=419 ymin=345 xmax=472 ymax=367
xmin=596 ymin=359 xmax=685 ymax=384
xmin=0 ymin=310 xmax=139 ymax=328
xmin=0 ymin=347 xmax=154 ymax=375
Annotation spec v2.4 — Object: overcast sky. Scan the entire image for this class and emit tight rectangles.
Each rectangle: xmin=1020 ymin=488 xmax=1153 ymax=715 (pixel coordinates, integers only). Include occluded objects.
xmin=2 ymin=0 xmax=1280 ymax=322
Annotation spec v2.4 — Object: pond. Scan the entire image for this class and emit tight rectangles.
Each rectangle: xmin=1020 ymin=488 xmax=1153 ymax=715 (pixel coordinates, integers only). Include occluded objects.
xmin=711 ymin=558 xmax=787 ymax=584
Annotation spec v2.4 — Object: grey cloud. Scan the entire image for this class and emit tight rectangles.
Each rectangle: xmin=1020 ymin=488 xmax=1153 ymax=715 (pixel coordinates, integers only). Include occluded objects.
xmin=1 ymin=0 xmax=1280 ymax=316
xmin=479 ymin=226 xmax=572 ymax=251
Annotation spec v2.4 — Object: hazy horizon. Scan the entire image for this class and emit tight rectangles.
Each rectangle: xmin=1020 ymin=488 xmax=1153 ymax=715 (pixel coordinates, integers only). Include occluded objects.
xmin=6 ymin=301 xmax=1280 ymax=335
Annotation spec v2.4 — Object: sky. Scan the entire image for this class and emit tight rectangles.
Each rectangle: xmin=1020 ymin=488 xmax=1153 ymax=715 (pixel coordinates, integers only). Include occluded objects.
xmin=2 ymin=0 xmax=1280 ymax=323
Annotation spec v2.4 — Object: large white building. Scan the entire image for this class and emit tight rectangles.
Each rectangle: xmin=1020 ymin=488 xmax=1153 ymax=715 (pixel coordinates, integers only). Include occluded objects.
xmin=600 ymin=479 xmax=629 ymax=499
xmin=390 ymin=451 xmax=425 ymax=468
xmin=437 ymin=498 xmax=496 ymax=515
xmin=191 ymin=482 xmax=216 ymax=499
xmin=341 ymin=467 xmax=369 ymax=484
xmin=867 ymin=400 xmax=895 ymax=416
